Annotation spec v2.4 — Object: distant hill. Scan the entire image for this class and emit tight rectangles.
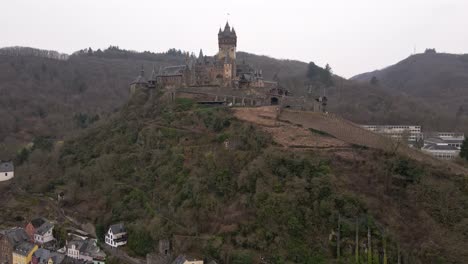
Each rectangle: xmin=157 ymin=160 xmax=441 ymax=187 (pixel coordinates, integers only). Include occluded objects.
xmin=352 ymin=51 xmax=468 ymax=130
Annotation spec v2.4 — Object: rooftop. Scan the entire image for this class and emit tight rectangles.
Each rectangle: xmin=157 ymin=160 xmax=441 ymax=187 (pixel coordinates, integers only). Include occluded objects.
xmin=109 ymin=223 xmax=126 ymax=234
xmin=14 ymin=242 xmax=36 ymax=256
xmin=0 ymin=161 xmax=14 ymax=172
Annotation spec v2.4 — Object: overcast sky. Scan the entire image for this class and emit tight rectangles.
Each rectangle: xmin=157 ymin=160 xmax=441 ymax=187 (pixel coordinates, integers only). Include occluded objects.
xmin=1 ymin=0 xmax=467 ymax=78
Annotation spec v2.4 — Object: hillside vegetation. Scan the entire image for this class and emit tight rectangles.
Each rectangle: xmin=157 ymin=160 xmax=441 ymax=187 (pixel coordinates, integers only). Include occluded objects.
xmin=2 ymin=47 xmax=468 ymax=160
xmin=352 ymin=52 xmax=468 ymax=132
xmin=6 ymin=90 xmax=468 ymax=263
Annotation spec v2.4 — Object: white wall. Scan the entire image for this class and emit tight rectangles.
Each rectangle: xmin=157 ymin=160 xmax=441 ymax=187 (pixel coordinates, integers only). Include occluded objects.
xmin=0 ymin=171 xmax=14 ymax=182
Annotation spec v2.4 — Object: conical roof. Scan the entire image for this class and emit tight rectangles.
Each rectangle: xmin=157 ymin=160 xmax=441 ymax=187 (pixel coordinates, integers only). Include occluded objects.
xmin=131 ymin=68 xmax=148 ymax=85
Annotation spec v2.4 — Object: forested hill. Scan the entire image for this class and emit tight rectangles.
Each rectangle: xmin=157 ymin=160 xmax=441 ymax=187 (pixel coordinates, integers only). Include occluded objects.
xmin=1 ymin=46 xmax=468 ymax=159
xmin=352 ymin=51 xmax=468 ymax=124
xmin=0 ymin=46 xmax=315 ymax=158
xmin=7 ymin=91 xmax=468 ymax=263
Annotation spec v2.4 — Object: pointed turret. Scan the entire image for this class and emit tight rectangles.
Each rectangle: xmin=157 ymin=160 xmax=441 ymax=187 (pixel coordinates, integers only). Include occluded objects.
xmin=218 ymin=28 xmax=222 ymax=35
xmin=150 ymin=65 xmax=157 ymax=80
xmin=232 ymin=27 xmax=236 ymax=35
xmin=140 ymin=65 xmax=145 ymax=77
xmin=224 ymin=21 xmax=231 ymax=32
xmin=198 ymin=49 xmax=204 ymax=60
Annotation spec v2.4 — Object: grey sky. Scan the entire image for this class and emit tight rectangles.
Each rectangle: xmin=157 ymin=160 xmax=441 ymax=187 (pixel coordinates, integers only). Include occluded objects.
xmin=1 ymin=0 xmax=467 ymax=78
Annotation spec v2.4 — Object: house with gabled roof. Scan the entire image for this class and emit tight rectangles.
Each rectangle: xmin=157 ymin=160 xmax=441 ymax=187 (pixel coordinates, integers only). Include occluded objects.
xmin=104 ymin=223 xmax=127 ymax=248
xmin=32 ymin=248 xmax=65 ymax=264
xmin=25 ymin=218 xmax=55 ymax=244
xmin=66 ymin=238 xmax=105 ymax=264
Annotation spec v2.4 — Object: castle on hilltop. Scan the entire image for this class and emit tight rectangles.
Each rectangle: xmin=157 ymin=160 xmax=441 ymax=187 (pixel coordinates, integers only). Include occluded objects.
xmin=132 ymin=22 xmax=277 ymax=90
xmin=129 ymin=22 xmax=324 ymax=110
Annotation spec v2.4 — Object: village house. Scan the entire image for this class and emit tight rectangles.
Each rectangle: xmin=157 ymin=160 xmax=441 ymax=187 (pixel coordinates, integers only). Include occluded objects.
xmin=104 ymin=224 xmax=127 ymax=248
xmin=0 ymin=161 xmax=14 ymax=182
xmin=0 ymin=227 xmax=30 ymax=264
xmin=12 ymin=242 xmax=38 ymax=264
xmin=32 ymin=248 xmax=65 ymax=264
xmin=66 ymin=239 xmax=105 ymax=264
xmin=25 ymin=218 xmax=54 ymax=244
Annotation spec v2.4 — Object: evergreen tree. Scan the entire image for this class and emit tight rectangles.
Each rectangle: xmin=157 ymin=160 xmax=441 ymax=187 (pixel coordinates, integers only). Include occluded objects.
xmin=370 ymin=76 xmax=379 ymax=86
xmin=460 ymin=138 xmax=468 ymax=160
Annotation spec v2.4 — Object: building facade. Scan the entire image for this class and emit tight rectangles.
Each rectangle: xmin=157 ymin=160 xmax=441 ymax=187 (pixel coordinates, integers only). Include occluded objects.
xmin=361 ymin=125 xmax=423 ymax=144
xmin=422 ymin=132 xmax=465 ymax=160
xmin=12 ymin=242 xmax=38 ymax=264
xmin=25 ymin=218 xmax=54 ymax=244
xmin=104 ymin=224 xmax=127 ymax=248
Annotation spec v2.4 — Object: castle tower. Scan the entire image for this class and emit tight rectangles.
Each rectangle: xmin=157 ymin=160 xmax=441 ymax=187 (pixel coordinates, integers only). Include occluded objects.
xmin=218 ymin=22 xmax=237 ymax=86
xmin=130 ymin=67 xmax=149 ymax=95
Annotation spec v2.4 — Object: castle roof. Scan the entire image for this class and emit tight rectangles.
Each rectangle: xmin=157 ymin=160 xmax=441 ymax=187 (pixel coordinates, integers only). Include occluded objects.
xmin=158 ymin=65 xmax=187 ymax=77
xmin=219 ymin=21 xmax=236 ymax=37
xmin=131 ymin=69 xmax=148 ymax=85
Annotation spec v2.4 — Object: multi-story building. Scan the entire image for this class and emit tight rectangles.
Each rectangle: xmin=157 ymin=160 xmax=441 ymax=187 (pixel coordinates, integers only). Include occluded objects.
xmin=12 ymin=242 xmax=38 ymax=264
xmin=422 ymin=132 xmax=465 ymax=160
xmin=66 ymin=238 xmax=105 ymax=264
xmin=25 ymin=218 xmax=54 ymax=244
xmin=361 ymin=125 xmax=423 ymax=144
xmin=104 ymin=224 xmax=127 ymax=248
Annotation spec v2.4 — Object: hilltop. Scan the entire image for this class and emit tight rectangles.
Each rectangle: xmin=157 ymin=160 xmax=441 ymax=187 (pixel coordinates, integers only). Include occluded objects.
xmin=352 ymin=51 xmax=468 ymax=131
xmin=3 ymin=46 xmax=467 ymax=159
xmin=2 ymin=89 xmax=467 ymax=263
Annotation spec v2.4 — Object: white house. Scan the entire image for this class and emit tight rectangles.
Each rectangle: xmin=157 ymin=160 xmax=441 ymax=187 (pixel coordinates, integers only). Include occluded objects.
xmin=0 ymin=161 xmax=14 ymax=182
xmin=105 ymin=223 xmax=127 ymax=248
xmin=33 ymin=221 xmax=54 ymax=244
xmin=67 ymin=238 xmax=106 ymax=263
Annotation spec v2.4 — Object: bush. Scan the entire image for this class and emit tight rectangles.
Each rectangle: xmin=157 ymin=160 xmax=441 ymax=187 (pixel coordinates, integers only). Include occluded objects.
xmin=127 ymin=227 xmax=154 ymax=257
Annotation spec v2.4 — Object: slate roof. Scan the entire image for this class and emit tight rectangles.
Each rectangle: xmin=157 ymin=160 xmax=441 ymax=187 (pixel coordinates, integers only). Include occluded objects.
xmin=68 ymin=239 xmax=106 ymax=260
xmin=0 ymin=161 xmax=14 ymax=172
xmin=171 ymin=255 xmax=187 ymax=264
xmin=131 ymin=74 xmax=149 ymax=85
xmin=158 ymin=65 xmax=187 ymax=77
xmin=36 ymin=221 xmax=54 ymax=236
xmin=423 ymin=144 xmax=460 ymax=151
xmin=2 ymin=227 xmax=29 ymax=246
xmin=425 ymin=136 xmax=464 ymax=144
xmin=50 ymin=253 xmax=66 ymax=264
xmin=14 ymin=241 xmax=36 ymax=256
xmin=109 ymin=223 xmax=126 ymax=234
xmin=34 ymin=248 xmax=51 ymax=264
xmin=31 ymin=217 xmax=47 ymax=229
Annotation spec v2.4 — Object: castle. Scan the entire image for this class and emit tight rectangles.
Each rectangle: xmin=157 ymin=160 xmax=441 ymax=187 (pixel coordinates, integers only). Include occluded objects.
xmin=130 ymin=22 xmax=323 ymax=110
xmin=131 ymin=22 xmax=277 ymax=91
